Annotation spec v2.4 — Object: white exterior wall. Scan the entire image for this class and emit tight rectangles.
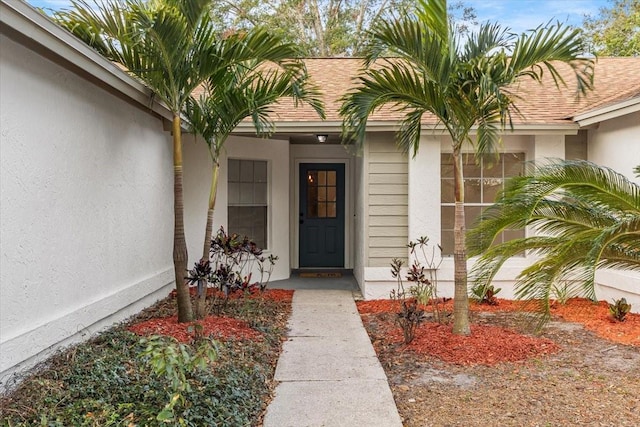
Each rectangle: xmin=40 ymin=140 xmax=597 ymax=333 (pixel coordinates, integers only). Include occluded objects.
xmin=588 ymin=111 xmax=640 ymax=184
xmin=182 ymin=135 xmax=213 ymax=265
xmin=0 ymin=35 xmax=174 ymax=383
xmin=588 ymin=111 xmax=640 ymax=311
xmin=353 ymin=154 xmax=366 ymax=286
xmin=183 ymin=135 xmax=291 ymax=280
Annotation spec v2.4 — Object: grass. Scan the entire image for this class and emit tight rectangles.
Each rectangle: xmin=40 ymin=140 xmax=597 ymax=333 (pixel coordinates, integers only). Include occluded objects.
xmin=0 ymin=294 xmax=291 ymax=426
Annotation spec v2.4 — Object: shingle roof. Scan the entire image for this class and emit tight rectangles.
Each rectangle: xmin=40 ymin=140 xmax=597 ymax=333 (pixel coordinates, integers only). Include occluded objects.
xmin=265 ymin=57 xmax=640 ymax=126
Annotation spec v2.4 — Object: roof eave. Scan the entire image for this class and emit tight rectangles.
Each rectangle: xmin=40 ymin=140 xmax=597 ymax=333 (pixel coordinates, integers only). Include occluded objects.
xmin=233 ymin=120 xmax=579 ymax=135
xmin=573 ymin=97 xmax=640 ymax=127
xmin=1 ymin=0 xmax=173 ymax=122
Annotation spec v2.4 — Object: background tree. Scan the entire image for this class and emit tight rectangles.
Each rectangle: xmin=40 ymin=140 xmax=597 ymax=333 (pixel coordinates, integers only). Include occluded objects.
xmin=340 ymin=0 xmax=593 ymax=335
xmin=468 ymin=160 xmax=640 ymax=326
xmin=209 ymin=0 xmax=409 ymax=56
xmin=208 ymin=0 xmax=475 ymax=57
xmin=582 ymin=0 xmax=640 ymax=56
xmin=186 ymin=41 xmax=324 ymax=318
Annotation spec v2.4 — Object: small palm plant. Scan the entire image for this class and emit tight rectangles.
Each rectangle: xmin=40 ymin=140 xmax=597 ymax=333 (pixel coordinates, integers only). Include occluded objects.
xmin=468 ymin=160 xmax=640 ymax=326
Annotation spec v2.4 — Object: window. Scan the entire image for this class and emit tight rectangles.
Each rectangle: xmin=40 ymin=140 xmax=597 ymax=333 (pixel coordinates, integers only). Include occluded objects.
xmin=441 ymin=153 xmax=525 ymax=255
xmin=228 ymin=159 xmax=268 ymax=249
xmin=306 ymin=170 xmax=337 ymax=218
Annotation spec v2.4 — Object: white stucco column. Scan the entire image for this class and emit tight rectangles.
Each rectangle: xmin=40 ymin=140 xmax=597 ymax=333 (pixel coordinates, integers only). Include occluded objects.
xmin=534 ymin=134 xmax=565 ymax=161
xmin=408 ymin=134 xmax=441 ymax=250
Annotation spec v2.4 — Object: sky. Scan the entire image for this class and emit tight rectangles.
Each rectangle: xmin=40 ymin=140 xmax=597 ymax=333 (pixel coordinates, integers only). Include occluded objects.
xmin=27 ymin=0 xmax=611 ymax=34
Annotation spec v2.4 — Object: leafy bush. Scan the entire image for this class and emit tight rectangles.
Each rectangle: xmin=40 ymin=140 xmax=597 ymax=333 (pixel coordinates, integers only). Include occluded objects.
xmin=389 ymin=236 xmax=445 ymax=343
xmin=396 ymin=299 xmax=426 ymax=344
xmin=470 ymin=283 xmax=501 ymax=305
xmin=186 ymin=227 xmax=278 ymax=318
xmin=0 ymin=295 xmax=290 ymax=426
xmin=609 ymin=298 xmax=631 ymax=322
xmin=139 ymin=335 xmax=218 ymax=423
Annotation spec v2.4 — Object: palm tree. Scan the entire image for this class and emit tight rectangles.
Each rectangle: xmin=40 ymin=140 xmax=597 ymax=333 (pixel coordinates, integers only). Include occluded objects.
xmin=56 ymin=0 xmax=223 ymax=322
xmin=468 ymin=160 xmax=640 ymax=325
xmin=185 ymin=51 xmax=324 ymax=318
xmin=339 ymin=0 xmax=594 ymax=335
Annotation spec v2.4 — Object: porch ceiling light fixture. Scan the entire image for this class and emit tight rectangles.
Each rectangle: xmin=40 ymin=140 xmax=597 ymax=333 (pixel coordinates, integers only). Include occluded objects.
xmin=316 ymin=134 xmax=328 ymax=143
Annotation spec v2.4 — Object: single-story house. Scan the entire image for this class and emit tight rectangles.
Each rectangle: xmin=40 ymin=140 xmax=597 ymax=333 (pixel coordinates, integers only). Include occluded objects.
xmin=1 ymin=0 xmax=639 ymax=385
xmin=186 ymin=58 xmax=640 ymax=302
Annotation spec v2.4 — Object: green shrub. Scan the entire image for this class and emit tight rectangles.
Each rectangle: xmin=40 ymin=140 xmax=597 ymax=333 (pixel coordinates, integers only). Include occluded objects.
xmin=470 ymin=283 xmax=501 ymax=305
xmin=608 ymin=298 xmax=631 ymax=322
xmin=0 ymin=296 xmax=289 ymax=427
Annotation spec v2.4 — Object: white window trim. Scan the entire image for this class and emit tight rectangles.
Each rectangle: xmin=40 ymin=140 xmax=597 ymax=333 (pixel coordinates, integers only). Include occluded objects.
xmin=227 ymin=158 xmax=271 ymax=251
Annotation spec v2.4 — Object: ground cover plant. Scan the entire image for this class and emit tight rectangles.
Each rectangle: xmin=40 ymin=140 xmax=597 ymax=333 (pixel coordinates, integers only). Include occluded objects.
xmin=358 ymin=297 xmax=640 ymax=426
xmin=0 ymin=289 xmax=293 ymax=426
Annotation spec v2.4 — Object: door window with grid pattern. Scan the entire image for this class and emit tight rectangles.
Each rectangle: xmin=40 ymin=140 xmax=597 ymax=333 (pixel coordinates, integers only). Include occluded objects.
xmin=306 ymin=170 xmax=338 ymax=218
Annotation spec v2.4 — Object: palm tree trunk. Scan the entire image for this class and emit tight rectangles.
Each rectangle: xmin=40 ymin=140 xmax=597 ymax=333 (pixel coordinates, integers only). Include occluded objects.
xmin=172 ymin=114 xmax=194 ymax=323
xmin=452 ymin=148 xmax=471 ymax=335
xmin=202 ymin=161 xmax=220 ymax=260
xmin=195 ymin=160 xmax=220 ymax=319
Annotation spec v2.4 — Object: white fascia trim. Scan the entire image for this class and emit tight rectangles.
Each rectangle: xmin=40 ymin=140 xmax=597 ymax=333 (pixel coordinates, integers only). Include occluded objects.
xmin=574 ymin=98 xmax=640 ymax=127
xmin=234 ymin=121 xmax=345 ymax=133
xmin=1 ymin=0 xmax=173 ymax=121
xmin=420 ymin=123 xmax=579 ymax=136
xmin=234 ymin=120 xmax=579 ymax=135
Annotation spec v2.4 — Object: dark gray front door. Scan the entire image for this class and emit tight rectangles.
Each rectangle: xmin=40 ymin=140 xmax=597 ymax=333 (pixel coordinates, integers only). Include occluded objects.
xmin=299 ymin=163 xmax=345 ymax=267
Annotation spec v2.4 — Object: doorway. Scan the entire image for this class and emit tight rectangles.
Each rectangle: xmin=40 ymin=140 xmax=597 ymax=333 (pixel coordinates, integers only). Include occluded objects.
xmin=299 ymin=163 xmax=345 ymax=267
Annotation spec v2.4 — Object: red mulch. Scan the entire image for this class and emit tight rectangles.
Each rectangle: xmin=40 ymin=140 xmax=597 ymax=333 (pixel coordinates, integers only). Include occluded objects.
xmin=132 ymin=289 xmax=293 ymax=344
xmin=128 ymin=315 xmax=262 ymax=344
xmin=169 ymin=287 xmax=294 ymax=303
xmin=357 ymin=297 xmax=640 ymax=366
xmin=398 ymin=323 xmax=559 ymax=366
xmin=550 ymin=298 xmax=640 ymax=346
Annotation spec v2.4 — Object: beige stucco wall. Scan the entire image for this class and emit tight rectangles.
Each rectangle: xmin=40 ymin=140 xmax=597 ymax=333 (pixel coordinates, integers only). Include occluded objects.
xmin=0 ymin=35 xmax=174 ymax=383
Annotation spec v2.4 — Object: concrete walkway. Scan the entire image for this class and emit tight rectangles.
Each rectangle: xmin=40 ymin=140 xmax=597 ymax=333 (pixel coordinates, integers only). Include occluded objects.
xmin=263 ymin=289 xmax=403 ymax=427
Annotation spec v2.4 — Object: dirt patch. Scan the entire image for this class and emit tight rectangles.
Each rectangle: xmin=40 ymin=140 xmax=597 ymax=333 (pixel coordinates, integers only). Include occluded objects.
xmin=358 ymin=299 xmax=640 ymax=426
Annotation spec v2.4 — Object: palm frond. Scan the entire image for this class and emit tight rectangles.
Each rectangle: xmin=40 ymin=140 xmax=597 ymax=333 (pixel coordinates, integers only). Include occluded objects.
xmin=469 ymin=159 xmax=640 ymax=325
xmin=187 ymin=60 xmax=323 ymax=158
xmin=509 ymin=22 xmax=594 ymax=96
xmin=462 ymin=21 xmax=514 ymax=61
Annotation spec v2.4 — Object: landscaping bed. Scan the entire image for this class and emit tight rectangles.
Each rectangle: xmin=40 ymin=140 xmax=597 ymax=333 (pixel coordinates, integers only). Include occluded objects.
xmin=0 ymin=289 xmax=293 ymax=426
xmin=358 ymin=297 xmax=640 ymax=426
